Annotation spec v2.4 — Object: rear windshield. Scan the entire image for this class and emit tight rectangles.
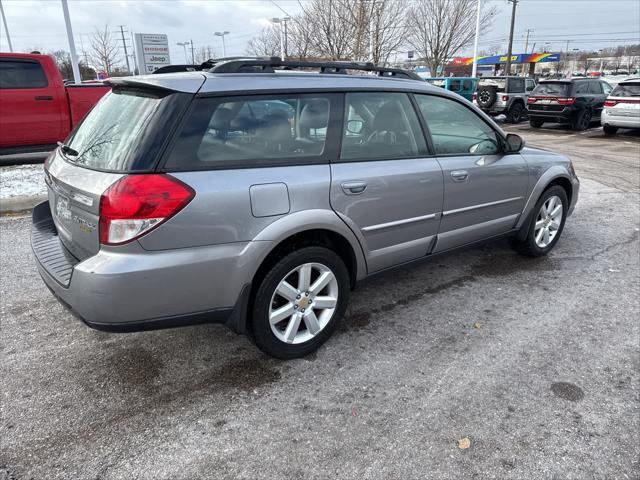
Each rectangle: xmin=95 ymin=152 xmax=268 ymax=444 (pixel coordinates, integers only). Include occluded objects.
xmin=64 ymin=88 xmax=188 ymax=172
xmin=611 ymin=82 xmax=640 ymax=97
xmin=532 ymin=83 xmax=570 ymax=96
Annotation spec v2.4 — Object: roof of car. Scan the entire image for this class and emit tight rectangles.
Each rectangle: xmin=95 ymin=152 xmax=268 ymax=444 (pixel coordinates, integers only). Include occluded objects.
xmin=108 ymin=70 xmax=439 ymax=95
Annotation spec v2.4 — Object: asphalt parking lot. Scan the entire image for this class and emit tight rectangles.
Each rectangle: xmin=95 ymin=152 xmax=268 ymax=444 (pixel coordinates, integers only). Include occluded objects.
xmin=1 ymin=124 xmax=639 ymax=480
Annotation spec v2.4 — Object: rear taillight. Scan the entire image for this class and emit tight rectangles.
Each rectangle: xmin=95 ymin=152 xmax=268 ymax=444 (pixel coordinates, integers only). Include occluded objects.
xmin=605 ymin=98 xmax=640 ymax=107
xmin=527 ymin=97 xmax=537 ymax=104
xmin=501 ymin=95 xmax=508 ymax=102
xmin=557 ymin=97 xmax=575 ymax=105
xmin=99 ymin=174 xmax=195 ymax=245
xmin=604 ymin=99 xmax=617 ymax=107
xmin=472 ymin=92 xmax=477 ymax=101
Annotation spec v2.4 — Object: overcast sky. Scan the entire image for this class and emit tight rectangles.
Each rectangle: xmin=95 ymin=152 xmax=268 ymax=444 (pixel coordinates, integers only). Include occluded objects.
xmin=1 ymin=0 xmax=639 ymax=63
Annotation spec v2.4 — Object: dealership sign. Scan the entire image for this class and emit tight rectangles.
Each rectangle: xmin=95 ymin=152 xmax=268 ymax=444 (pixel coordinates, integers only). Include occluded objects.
xmin=134 ymin=33 xmax=171 ymax=74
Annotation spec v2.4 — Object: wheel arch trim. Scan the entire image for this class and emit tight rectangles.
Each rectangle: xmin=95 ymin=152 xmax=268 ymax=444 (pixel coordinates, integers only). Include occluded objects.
xmin=250 ymin=209 xmax=368 ymax=282
xmin=516 ymin=167 xmax=574 ymax=231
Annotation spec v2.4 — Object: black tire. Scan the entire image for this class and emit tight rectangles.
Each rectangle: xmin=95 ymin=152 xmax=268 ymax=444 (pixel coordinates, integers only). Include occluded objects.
xmin=506 ymin=102 xmax=525 ymax=123
xmin=603 ymin=125 xmax=618 ymax=135
xmin=476 ymin=86 xmax=497 ymax=108
xmin=529 ymin=118 xmax=544 ymax=128
xmin=512 ymin=185 xmax=569 ymax=257
xmin=251 ymin=246 xmax=350 ymax=359
xmin=571 ymin=108 xmax=592 ymax=131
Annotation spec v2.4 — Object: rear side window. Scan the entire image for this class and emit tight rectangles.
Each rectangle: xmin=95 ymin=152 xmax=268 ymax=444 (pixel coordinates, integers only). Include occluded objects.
xmin=165 ymin=94 xmax=334 ymax=169
xmin=449 ymin=80 xmax=461 ymax=91
xmin=507 ymin=78 xmax=524 ymax=93
xmin=526 ymin=79 xmax=536 ymax=92
xmin=611 ymin=82 xmax=640 ymax=97
xmin=588 ymin=81 xmax=602 ymax=94
xmin=415 ymin=94 xmax=500 ymax=156
xmin=573 ymin=82 xmax=590 ymax=94
xmin=339 ymin=92 xmax=427 ymax=161
xmin=65 ymin=88 xmax=187 ymax=172
xmin=0 ymin=60 xmax=48 ymax=89
xmin=532 ymin=83 xmax=569 ymax=96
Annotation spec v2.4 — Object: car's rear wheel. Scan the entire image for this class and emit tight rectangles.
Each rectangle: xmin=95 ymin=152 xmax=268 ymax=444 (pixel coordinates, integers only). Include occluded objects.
xmin=572 ymin=108 xmax=592 ymax=131
xmin=603 ymin=125 xmax=618 ymax=135
xmin=251 ymin=246 xmax=350 ymax=359
xmin=529 ymin=118 xmax=544 ymax=128
xmin=513 ymin=185 xmax=568 ymax=257
xmin=506 ymin=102 xmax=525 ymax=123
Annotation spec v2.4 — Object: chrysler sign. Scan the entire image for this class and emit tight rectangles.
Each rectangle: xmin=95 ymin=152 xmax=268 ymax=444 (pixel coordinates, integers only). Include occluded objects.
xmin=134 ymin=33 xmax=171 ymax=74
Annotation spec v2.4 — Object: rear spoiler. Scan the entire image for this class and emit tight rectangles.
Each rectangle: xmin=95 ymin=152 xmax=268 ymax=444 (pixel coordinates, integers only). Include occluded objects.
xmin=104 ymin=74 xmax=206 ymax=94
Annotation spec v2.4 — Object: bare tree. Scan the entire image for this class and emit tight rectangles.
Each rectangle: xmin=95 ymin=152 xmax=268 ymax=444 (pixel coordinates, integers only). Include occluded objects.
xmin=407 ymin=0 xmax=496 ymax=76
xmin=297 ymin=0 xmax=354 ymax=60
xmin=368 ymin=0 xmax=409 ymax=65
xmin=49 ymin=50 xmax=95 ymax=81
xmin=195 ymin=45 xmax=216 ymax=63
xmin=246 ymin=26 xmax=280 ymax=57
xmin=90 ymin=24 xmax=120 ymax=75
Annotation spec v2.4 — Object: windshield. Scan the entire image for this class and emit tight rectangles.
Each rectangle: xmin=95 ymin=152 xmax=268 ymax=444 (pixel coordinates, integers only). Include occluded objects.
xmin=611 ymin=82 xmax=640 ymax=97
xmin=65 ymin=88 xmax=183 ymax=171
xmin=532 ymin=83 xmax=570 ymax=96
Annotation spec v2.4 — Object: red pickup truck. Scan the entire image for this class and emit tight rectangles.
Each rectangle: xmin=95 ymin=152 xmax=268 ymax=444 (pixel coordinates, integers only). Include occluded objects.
xmin=0 ymin=53 xmax=110 ymax=156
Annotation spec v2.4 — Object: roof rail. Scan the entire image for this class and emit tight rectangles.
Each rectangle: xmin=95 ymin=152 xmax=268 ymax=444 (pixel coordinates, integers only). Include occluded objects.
xmin=152 ymin=57 xmax=275 ymax=74
xmin=208 ymin=57 xmax=422 ymax=81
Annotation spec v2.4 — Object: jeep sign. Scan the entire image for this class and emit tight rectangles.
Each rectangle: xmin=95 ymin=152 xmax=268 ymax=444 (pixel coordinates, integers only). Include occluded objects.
xmin=134 ymin=33 xmax=171 ymax=74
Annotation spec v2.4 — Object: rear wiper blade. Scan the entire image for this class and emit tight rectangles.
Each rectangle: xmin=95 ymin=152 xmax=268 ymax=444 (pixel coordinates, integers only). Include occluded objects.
xmin=57 ymin=141 xmax=79 ymax=157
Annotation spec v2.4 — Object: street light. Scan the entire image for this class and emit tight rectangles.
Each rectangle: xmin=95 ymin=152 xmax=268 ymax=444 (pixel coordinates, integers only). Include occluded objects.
xmin=270 ymin=17 xmax=290 ymax=60
xmin=214 ymin=31 xmax=230 ymax=57
xmin=176 ymin=42 xmax=189 ymax=63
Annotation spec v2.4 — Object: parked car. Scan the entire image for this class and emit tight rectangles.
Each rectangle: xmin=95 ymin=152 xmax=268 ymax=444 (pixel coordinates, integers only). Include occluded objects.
xmin=527 ymin=78 xmax=613 ymax=130
xmin=601 ymin=77 xmax=640 ymax=135
xmin=32 ymin=58 xmax=579 ymax=359
xmin=424 ymin=77 xmax=477 ymax=101
xmin=473 ymin=76 xmax=536 ymax=123
xmin=0 ymin=52 xmax=110 ymax=156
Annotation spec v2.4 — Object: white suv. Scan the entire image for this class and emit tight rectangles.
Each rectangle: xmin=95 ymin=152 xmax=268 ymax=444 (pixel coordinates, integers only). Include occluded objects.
xmin=601 ymin=78 xmax=640 ymax=135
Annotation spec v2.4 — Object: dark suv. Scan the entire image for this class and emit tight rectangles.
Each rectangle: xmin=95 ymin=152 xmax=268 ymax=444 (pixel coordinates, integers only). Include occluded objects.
xmin=473 ymin=76 xmax=536 ymax=123
xmin=527 ymin=78 xmax=613 ymax=130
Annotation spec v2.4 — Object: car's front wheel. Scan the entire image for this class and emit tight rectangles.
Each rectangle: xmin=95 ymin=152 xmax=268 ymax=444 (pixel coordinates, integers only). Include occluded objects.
xmin=513 ymin=185 xmax=568 ymax=257
xmin=251 ymin=246 xmax=350 ymax=359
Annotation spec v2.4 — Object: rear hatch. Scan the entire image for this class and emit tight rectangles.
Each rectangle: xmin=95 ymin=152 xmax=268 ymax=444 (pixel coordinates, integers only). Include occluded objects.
xmin=45 ymin=84 xmax=195 ymax=260
xmin=528 ymin=82 xmax=572 ymax=111
xmin=605 ymin=81 xmax=640 ymax=117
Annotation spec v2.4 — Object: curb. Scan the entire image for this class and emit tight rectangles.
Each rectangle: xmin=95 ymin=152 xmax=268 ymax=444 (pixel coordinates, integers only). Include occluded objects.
xmin=0 ymin=195 xmax=47 ymax=215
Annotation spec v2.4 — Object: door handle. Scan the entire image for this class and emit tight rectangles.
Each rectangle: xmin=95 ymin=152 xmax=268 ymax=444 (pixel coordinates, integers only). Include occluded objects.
xmin=341 ymin=181 xmax=367 ymax=195
xmin=34 ymin=95 xmax=53 ymax=101
xmin=450 ymin=170 xmax=469 ymax=182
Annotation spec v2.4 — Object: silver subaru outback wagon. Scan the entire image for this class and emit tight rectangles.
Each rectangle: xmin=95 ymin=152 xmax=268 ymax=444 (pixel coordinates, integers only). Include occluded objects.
xmin=32 ymin=58 xmax=579 ymax=359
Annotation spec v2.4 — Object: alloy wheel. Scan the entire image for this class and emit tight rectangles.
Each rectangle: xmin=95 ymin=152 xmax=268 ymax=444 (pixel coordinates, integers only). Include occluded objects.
xmin=269 ymin=262 xmax=339 ymax=344
xmin=534 ymin=195 xmax=563 ymax=248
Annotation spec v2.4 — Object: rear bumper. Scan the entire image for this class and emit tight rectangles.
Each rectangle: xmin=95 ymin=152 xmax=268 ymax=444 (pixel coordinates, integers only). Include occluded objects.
xmin=31 ymin=201 xmax=266 ymax=333
xmin=601 ymin=110 xmax=640 ymax=129
xmin=527 ymin=106 xmax=574 ymax=122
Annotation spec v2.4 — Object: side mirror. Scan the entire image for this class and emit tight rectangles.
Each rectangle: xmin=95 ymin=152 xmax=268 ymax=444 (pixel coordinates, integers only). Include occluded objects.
xmin=504 ymin=133 xmax=525 ymax=153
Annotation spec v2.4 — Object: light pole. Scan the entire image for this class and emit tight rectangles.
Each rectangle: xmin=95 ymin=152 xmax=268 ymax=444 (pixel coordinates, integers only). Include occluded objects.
xmin=271 ymin=17 xmax=290 ymax=60
xmin=214 ymin=31 xmax=229 ymax=57
xmin=176 ymin=42 xmax=189 ymax=63
xmin=471 ymin=0 xmax=481 ymax=78
xmin=60 ymin=0 xmax=81 ymax=84
xmin=0 ymin=0 xmax=13 ymax=52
